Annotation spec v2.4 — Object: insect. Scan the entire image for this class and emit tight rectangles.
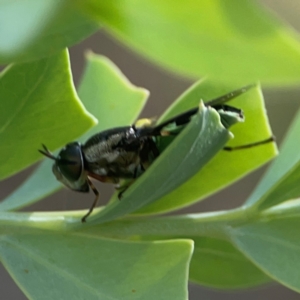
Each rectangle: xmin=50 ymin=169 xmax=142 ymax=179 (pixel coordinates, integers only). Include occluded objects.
xmin=39 ymin=85 xmax=274 ymax=222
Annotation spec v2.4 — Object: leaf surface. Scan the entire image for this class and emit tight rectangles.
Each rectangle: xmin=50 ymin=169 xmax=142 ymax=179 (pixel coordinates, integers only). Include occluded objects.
xmin=0 ymin=230 xmax=193 ymax=300
xmin=245 ymin=107 xmax=300 ymax=210
xmin=228 ymin=212 xmax=300 ymax=292
xmin=0 ymin=50 xmax=96 ymax=180
xmin=189 ymin=236 xmax=270 ymax=289
xmin=79 ymin=0 xmax=300 ymax=84
xmin=0 ymin=0 xmax=98 ymax=63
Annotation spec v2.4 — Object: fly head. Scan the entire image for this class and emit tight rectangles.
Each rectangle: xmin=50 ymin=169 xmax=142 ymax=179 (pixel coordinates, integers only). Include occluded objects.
xmin=39 ymin=142 xmax=89 ymax=192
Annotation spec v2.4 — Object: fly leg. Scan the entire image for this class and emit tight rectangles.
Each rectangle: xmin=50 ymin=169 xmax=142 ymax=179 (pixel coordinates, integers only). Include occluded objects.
xmin=223 ymin=136 xmax=275 ymax=151
xmin=116 ymin=182 xmax=134 ymax=200
xmin=116 ymin=163 xmax=143 ymax=199
xmin=81 ymin=178 xmax=99 ymax=223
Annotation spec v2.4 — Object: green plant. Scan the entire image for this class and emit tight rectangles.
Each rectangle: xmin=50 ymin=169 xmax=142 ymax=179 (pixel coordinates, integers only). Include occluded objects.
xmin=1 ymin=1 xmax=300 ymax=299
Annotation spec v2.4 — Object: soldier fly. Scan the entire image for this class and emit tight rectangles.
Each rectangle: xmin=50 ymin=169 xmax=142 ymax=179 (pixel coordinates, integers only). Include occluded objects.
xmin=39 ymin=85 xmax=274 ymax=222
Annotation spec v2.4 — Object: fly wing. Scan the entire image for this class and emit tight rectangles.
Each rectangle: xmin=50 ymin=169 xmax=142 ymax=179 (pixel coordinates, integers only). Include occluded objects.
xmin=205 ymin=84 xmax=255 ymax=107
xmin=140 ymin=84 xmax=253 ymax=137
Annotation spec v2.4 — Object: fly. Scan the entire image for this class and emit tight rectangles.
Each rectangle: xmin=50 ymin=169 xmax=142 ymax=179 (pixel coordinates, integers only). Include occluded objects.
xmin=39 ymin=85 xmax=274 ymax=222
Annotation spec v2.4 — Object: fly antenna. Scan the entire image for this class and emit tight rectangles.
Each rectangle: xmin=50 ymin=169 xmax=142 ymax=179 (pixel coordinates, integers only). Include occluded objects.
xmin=38 ymin=144 xmax=56 ymax=160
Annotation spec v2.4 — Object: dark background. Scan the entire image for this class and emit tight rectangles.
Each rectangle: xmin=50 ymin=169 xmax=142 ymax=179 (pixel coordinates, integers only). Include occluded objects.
xmin=1 ymin=0 xmax=300 ymax=299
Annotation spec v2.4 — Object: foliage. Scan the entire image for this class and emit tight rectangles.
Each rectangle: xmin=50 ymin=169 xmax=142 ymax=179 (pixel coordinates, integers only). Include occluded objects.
xmin=0 ymin=1 xmax=300 ymax=299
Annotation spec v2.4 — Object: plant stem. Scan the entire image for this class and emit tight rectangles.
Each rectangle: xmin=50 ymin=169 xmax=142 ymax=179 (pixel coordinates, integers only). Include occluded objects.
xmin=79 ymin=207 xmax=248 ymax=240
xmin=1 ymin=200 xmax=299 ymax=239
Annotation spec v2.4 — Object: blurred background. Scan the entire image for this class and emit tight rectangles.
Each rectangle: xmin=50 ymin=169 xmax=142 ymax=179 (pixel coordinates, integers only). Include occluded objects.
xmin=1 ymin=0 xmax=300 ymax=299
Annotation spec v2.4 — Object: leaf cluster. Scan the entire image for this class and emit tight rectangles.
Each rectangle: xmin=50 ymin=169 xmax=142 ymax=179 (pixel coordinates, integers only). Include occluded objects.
xmin=1 ymin=1 xmax=300 ymax=299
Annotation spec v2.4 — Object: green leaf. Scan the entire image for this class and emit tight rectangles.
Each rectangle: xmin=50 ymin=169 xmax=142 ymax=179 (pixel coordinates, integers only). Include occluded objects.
xmin=77 ymin=52 xmax=148 ymax=142
xmin=228 ymin=213 xmax=300 ymax=293
xmin=0 ymin=230 xmax=193 ymax=300
xmin=245 ymin=108 xmax=300 ymax=210
xmin=0 ymin=0 xmax=98 ymax=63
xmin=0 ymin=50 xmax=96 ymax=181
xmin=89 ymin=100 xmax=232 ymax=224
xmin=79 ymin=0 xmax=300 ymax=85
xmin=136 ymin=81 xmax=277 ymax=215
xmin=0 ymin=160 xmax=62 ymax=212
xmin=190 ymin=236 xmax=270 ymax=289
xmin=80 ymin=216 xmax=270 ymax=289
xmin=0 ymin=53 xmax=148 ymax=211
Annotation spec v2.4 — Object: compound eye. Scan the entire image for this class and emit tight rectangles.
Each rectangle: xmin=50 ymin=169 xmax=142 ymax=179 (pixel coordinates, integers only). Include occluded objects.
xmin=57 ymin=142 xmax=83 ymax=182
